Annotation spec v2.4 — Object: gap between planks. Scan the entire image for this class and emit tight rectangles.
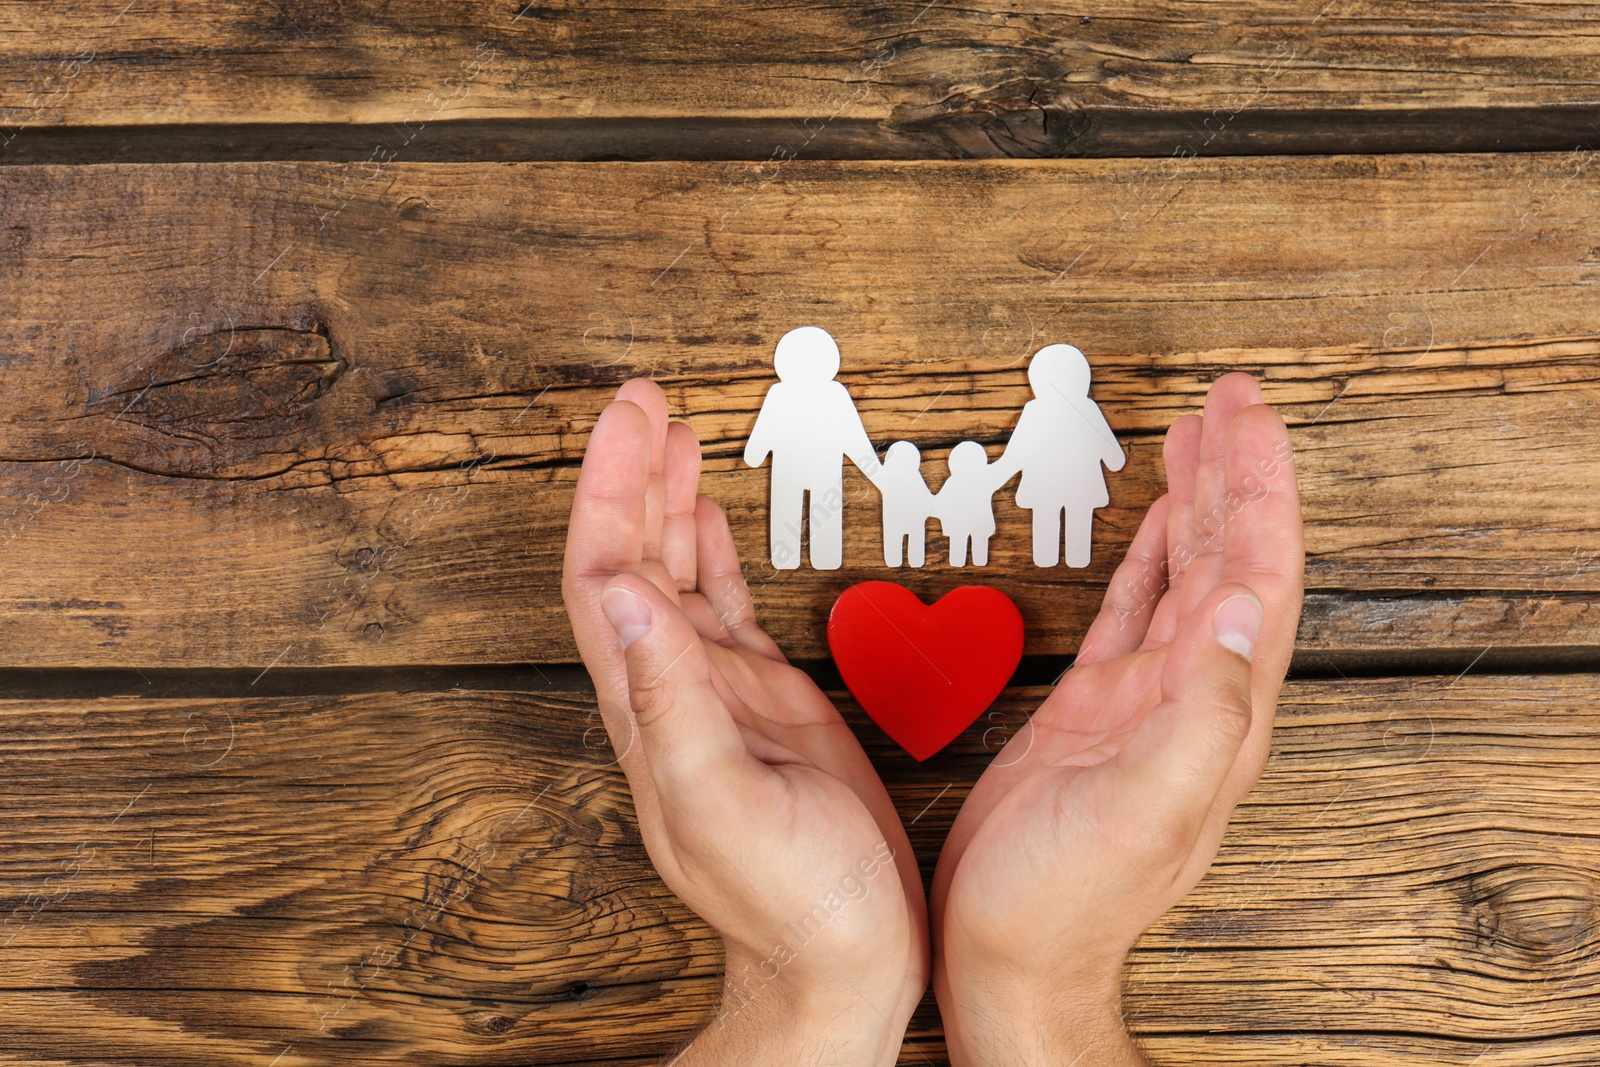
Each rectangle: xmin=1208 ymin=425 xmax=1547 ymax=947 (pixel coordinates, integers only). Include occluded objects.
xmin=3 ymin=648 xmax=1600 ymax=701
xmin=2 ymin=109 xmax=1600 ymax=166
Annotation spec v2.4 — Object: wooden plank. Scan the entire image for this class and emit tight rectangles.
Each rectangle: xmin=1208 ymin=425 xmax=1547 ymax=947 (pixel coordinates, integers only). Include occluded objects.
xmin=1 ymin=3 xmax=1598 ymax=157
xmin=1 ymin=677 xmax=1597 ymax=1065
xmin=2 ymin=156 xmax=1600 ymax=667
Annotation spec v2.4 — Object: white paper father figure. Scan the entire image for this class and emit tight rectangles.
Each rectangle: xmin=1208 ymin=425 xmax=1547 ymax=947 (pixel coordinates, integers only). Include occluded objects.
xmin=744 ymin=326 xmax=882 ymax=570
xmin=990 ymin=344 xmax=1126 ymax=567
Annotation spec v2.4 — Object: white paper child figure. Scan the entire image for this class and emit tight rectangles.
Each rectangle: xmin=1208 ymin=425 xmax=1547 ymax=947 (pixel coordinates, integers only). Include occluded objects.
xmin=990 ymin=344 xmax=1126 ymax=567
xmin=934 ymin=440 xmax=1006 ymax=567
xmin=877 ymin=440 xmax=936 ymax=567
xmin=744 ymin=326 xmax=882 ymax=570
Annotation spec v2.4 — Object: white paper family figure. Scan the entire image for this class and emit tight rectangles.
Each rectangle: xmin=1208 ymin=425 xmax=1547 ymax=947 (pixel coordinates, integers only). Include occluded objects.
xmin=744 ymin=326 xmax=883 ymax=571
xmin=878 ymin=441 xmax=934 ymax=567
xmin=989 ymin=343 xmax=1129 ymax=567
xmin=745 ymin=327 xmax=1125 ymax=570
xmin=938 ymin=440 xmax=1007 ymax=567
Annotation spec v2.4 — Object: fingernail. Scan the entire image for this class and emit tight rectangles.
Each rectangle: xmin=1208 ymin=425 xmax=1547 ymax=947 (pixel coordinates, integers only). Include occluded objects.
xmin=601 ymin=587 xmax=652 ymax=648
xmin=1212 ymin=592 xmax=1263 ymax=660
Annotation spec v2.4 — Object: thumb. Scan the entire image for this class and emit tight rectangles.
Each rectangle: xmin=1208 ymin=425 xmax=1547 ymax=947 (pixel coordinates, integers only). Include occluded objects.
xmin=1095 ymin=583 xmax=1264 ymax=869
xmin=599 ymin=573 xmax=752 ymax=795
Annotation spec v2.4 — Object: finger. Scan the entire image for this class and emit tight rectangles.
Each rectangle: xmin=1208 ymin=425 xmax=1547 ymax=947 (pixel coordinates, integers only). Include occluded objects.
xmin=1176 ymin=372 xmax=1264 ymax=614
xmin=659 ymin=420 xmax=703 ymax=591
xmin=600 ymin=572 xmax=760 ymax=798
xmin=1220 ymin=404 xmax=1304 ymax=662
xmin=694 ymin=494 xmax=787 ymax=662
xmin=1192 ymin=374 xmax=1264 ymax=531
xmin=615 ymin=379 xmax=670 ymax=562
xmin=1085 ymin=582 xmax=1264 ymax=889
xmin=680 ymin=591 xmax=736 ymax=646
xmin=1212 ymin=403 xmax=1303 ymax=805
xmin=562 ymin=399 xmax=655 ymax=711
xmin=561 ymin=397 xmax=664 ymax=836
xmin=1146 ymin=414 xmax=1201 ymax=647
xmin=1074 ymin=493 xmax=1171 ymax=666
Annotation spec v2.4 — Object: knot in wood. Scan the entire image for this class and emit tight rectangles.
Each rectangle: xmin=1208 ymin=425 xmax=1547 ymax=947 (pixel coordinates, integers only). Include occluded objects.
xmin=889 ymin=79 xmax=1089 ymax=158
xmin=1466 ymin=864 xmax=1597 ymax=961
xmin=87 ymin=321 xmax=344 ymax=478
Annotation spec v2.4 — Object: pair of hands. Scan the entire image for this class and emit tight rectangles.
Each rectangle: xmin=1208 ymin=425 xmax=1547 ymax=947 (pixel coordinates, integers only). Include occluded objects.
xmin=561 ymin=374 xmax=1304 ymax=1065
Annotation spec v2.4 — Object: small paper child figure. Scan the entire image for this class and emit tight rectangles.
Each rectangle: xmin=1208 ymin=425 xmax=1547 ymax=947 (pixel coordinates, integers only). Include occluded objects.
xmin=935 ymin=441 xmax=1004 ymax=567
xmin=876 ymin=441 xmax=936 ymax=567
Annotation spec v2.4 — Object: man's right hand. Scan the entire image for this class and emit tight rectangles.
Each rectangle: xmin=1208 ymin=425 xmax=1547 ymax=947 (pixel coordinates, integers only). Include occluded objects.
xmin=931 ymin=373 xmax=1305 ymax=1065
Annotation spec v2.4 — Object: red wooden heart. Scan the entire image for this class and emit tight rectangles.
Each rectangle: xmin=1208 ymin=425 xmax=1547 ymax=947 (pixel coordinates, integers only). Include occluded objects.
xmin=827 ymin=582 xmax=1024 ymax=761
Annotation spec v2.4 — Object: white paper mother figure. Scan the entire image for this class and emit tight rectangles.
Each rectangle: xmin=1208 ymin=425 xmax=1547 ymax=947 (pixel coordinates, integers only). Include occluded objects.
xmin=991 ymin=344 xmax=1126 ymax=567
xmin=745 ymin=326 xmax=882 ymax=570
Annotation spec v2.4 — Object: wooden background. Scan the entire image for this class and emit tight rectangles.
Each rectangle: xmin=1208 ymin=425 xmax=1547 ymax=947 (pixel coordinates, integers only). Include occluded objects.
xmin=1 ymin=3 xmax=1598 ymax=1064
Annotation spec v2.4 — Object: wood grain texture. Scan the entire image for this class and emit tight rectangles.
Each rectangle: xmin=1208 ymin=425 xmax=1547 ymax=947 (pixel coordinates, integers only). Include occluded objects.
xmin=1 ymin=676 xmax=1596 ymax=1065
xmin=3 ymin=7 xmax=1592 ymax=1065
xmin=3 ymin=156 xmax=1600 ymax=666
xmin=1 ymin=3 xmax=1599 ymax=158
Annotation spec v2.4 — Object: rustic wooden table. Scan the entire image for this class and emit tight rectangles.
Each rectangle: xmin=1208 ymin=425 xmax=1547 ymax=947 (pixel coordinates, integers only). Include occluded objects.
xmin=2 ymin=4 xmax=1598 ymax=1064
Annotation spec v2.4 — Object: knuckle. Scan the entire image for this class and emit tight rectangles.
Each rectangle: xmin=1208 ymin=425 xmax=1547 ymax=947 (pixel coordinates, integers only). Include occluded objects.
xmin=628 ymin=670 xmax=676 ymax=727
xmin=1144 ymin=823 xmax=1193 ymax=872
xmin=776 ymin=661 xmax=815 ymax=691
xmin=626 ymin=639 xmax=704 ymax=728
xmin=1133 ymin=817 xmax=1202 ymax=893
xmin=1209 ymin=681 xmax=1255 ymax=748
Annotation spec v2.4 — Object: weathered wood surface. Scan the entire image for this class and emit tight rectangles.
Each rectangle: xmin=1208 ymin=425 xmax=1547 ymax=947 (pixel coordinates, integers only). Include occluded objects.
xmin=3 ymin=156 xmax=1599 ymax=666
xmin=1 ymin=676 xmax=1596 ymax=1065
xmin=2 ymin=3 xmax=1599 ymax=158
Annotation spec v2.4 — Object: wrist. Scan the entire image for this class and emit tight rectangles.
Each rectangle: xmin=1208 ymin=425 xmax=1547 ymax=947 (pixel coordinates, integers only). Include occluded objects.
xmin=937 ymin=957 xmax=1144 ymax=1067
xmin=681 ymin=944 xmax=910 ymax=1065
